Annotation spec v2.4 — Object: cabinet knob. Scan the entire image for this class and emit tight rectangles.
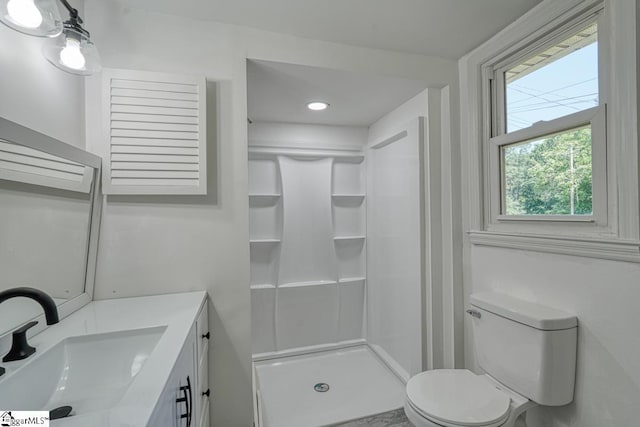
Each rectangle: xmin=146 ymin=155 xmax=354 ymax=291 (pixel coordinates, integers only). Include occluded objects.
xmin=202 ymin=388 xmax=210 ymax=397
xmin=202 ymin=332 xmax=210 ymax=340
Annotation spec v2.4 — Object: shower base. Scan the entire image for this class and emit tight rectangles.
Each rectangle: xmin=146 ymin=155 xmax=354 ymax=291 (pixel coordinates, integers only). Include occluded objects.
xmin=254 ymin=346 xmax=406 ymax=427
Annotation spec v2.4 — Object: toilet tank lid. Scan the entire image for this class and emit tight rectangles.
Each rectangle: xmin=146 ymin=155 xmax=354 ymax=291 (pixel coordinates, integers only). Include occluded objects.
xmin=470 ymin=292 xmax=577 ymax=330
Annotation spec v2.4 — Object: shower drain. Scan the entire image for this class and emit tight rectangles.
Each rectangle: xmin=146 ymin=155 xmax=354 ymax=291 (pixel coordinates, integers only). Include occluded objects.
xmin=313 ymin=382 xmax=330 ymax=392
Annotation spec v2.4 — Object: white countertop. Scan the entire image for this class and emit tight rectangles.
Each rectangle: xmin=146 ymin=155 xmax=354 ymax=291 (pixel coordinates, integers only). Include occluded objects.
xmin=0 ymin=291 xmax=207 ymax=426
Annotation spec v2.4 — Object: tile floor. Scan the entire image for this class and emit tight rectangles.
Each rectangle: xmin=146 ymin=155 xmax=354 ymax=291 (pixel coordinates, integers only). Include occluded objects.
xmin=333 ymin=408 xmax=413 ymax=427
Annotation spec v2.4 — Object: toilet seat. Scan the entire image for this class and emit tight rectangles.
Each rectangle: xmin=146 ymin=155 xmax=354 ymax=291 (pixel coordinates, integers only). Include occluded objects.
xmin=405 ymin=370 xmax=511 ymax=427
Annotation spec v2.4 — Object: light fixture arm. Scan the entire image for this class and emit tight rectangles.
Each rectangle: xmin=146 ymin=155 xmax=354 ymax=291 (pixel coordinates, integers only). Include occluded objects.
xmin=57 ymin=0 xmax=81 ymax=24
xmin=56 ymin=0 xmax=89 ymax=38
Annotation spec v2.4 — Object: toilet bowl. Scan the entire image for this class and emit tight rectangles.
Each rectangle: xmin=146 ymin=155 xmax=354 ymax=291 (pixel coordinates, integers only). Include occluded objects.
xmin=403 ymin=370 xmax=535 ymax=427
xmin=403 ymin=292 xmax=578 ymax=427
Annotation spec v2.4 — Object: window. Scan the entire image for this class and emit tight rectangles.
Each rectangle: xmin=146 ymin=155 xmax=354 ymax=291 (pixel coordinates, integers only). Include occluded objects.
xmin=504 ymin=22 xmax=598 ymax=133
xmin=502 ymin=125 xmax=592 ymax=215
xmin=462 ymin=0 xmax=640 ymax=261
xmin=485 ymin=8 xmax=609 ymax=231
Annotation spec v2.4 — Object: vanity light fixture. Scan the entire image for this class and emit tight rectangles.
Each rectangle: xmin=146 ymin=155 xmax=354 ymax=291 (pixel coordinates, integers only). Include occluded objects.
xmin=42 ymin=2 xmax=100 ymax=75
xmin=0 ymin=0 xmax=100 ymax=75
xmin=307 ymin=101 xmax=329 ymax=111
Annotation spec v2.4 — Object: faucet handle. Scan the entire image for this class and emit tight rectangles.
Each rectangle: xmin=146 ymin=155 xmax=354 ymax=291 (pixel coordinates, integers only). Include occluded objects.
xmin=2 ymin=320 xmax=38 ymax=363
xmin=13 ymin=320 xmax=39 ymax=335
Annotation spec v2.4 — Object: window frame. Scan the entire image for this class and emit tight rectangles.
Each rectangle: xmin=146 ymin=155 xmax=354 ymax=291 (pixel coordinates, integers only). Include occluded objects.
xmin=481 ymin=3 xmax=614 ymax=237
xmin=460 ymin=0 xmax=640 ymax=262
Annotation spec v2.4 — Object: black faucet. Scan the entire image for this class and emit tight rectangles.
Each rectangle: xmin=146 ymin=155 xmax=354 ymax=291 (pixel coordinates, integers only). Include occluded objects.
xmin=0 ymin=287 xmax=60 ymax=375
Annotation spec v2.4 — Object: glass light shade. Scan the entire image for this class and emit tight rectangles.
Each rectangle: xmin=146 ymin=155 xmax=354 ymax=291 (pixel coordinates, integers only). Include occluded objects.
xmin=42 ymin=28 xmax=101 ymax=76
xmin=0 ymin=0 xmax=62 ymax=37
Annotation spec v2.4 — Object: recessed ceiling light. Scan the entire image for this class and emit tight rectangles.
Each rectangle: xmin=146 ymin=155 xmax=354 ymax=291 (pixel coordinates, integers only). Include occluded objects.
xmin=307 ymin=101 xmax=329 ymax=111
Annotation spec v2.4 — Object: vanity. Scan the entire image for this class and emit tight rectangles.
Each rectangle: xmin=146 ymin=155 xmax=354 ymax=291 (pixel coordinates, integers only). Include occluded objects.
xmin=0 ymin=292 xmax=210 ymax=427
xmin=0 ymin=118 xmax=211 ymax=426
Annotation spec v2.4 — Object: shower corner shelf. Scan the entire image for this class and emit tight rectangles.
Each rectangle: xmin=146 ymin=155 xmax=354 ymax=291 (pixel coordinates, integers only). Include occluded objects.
xmin=249 ymin=193 xmax=282 ymax=198
xmin=250 ymin=283 xmax=277 ymax=290
xmin=250 ymin=238 xmax=281 ymax=244
xmin=331 ymin=194 xmax=366 ymax=198
xmin=279 ymin=280 xmax=338 ymax=289
xmin=338 ymin=277 xmax=366 ymax=284
xmin=333 ymin=236 xmax=366 ymax=241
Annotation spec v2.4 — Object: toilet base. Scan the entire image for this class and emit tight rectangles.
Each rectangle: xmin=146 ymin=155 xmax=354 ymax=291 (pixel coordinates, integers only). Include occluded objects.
xmin=403 ymin=399 xmax=445 ymax=427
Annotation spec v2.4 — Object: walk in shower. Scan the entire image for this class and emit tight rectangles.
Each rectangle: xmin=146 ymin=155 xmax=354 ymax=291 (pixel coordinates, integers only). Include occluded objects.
xmin=248 ymin=59 xmax=442 ymax=427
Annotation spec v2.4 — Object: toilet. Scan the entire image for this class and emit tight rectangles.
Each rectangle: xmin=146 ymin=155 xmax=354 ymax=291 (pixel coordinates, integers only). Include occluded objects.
xmin=404 ymin=292 xmax=578 ymax=427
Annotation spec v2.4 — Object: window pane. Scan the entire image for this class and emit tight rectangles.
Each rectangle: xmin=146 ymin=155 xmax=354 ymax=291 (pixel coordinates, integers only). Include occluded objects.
xmin=505 ymin=22 xmax=598 ymax=132
xmin=502 ymin=126 xmax=592 ymax=215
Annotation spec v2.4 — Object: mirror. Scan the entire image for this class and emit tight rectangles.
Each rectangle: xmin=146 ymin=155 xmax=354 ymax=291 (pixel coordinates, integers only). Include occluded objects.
xmin=0 ymin=117 xmax=102 ymax=337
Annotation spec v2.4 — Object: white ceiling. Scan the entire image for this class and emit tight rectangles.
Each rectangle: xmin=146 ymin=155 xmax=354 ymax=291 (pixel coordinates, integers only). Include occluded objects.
xmin=247 ymin=60 xmax=430 ymax=126
xmin=118 ymin=0 xmax=542 ymax=59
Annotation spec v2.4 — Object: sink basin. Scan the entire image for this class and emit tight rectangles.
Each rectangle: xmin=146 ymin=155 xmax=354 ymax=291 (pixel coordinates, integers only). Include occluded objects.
xmin=0 ymin=326 xmax=166 ymax=416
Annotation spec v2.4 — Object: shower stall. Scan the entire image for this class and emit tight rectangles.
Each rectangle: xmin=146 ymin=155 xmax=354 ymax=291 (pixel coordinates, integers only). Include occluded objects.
xmin=249 ymin=121 xmax=434 ymax=426
xmin=247 ymin=59 xmax=454 ymax=427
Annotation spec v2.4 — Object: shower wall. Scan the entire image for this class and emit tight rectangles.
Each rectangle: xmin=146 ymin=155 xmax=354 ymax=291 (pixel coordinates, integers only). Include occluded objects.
xmin=366 ymin=117 xmax=425 ymax=381
xmin=249 ymin=123 xmax=368 ymax=356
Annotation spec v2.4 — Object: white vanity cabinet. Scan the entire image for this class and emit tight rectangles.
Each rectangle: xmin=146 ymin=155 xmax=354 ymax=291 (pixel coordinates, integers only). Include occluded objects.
xmin=0 ymin=291 xmax=209 ymax=427
xmin=195 ymin=304 xmax=210 ymax=427
xmin=147 ymin=326 xmax=196 ymax=427
xmin=148 ymin=303 xmax=210 ymax=427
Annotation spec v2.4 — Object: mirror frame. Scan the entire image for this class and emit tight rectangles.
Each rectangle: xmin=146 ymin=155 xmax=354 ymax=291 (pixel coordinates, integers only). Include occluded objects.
xmin=0 ymin=117 xmax=102 ymax=339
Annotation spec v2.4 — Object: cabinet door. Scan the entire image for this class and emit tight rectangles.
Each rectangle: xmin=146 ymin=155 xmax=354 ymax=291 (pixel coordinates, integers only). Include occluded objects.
xmin=148 ymin=326 xmax=197 ymax=427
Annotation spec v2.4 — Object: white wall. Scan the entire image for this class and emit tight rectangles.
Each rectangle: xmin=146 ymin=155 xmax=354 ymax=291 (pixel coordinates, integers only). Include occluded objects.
xmin=368 ymin=90 xmax=429 ymax=144
xmin=82 ymin=3 xmax=458 ymax=425
xmin=0 ymin=1 xmax=85 ymax=148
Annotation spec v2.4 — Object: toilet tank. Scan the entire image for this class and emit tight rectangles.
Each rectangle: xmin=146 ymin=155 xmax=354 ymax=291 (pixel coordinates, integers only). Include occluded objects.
xmin=469 ymin=292 xmax=577 ymax=406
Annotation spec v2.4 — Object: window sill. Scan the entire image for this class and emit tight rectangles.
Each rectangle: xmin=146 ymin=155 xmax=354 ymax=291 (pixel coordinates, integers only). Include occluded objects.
xmin=496 ymin=214 xmax=595 ymax=222
xmin=468 ymin=230 xmax=640 ymax=263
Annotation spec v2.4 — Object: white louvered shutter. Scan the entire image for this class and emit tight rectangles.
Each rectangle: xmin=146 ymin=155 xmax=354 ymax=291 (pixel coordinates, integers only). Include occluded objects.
xmin=102 ymin=68 xmax=207 ymax=194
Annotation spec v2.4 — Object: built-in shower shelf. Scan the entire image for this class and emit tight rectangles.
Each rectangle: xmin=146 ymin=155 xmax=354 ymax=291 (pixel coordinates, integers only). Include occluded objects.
xmin=334 ymin=236 xmax=366 ymax=241
xmin=279 ymin=280 xmax=338 ymax=288
xmin=332 ymin=194 xmax=365 ymax=199
xmin=338 ymin=277 xmax=366 ymax=284
xmin=250 ymin=284 xmax=277 ymax=290
xmin=249 ymin=193 xmax=282 ymax=199
xmin=250 ymin=238 xmax=281 ymax=244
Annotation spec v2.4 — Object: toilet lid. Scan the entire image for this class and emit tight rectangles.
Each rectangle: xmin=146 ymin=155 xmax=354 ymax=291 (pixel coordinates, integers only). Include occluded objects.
xmin=406 ymin=370 xmax=510 ymax=427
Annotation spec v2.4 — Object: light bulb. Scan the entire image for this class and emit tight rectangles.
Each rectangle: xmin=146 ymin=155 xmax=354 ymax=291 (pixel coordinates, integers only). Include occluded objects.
xmin=307 ymin=101 xmax=329 ymax=111
xmin=7 ymin=0 xmax=43 ymax=28
xmin=59 ymin=37 xmax=85 ymax=70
